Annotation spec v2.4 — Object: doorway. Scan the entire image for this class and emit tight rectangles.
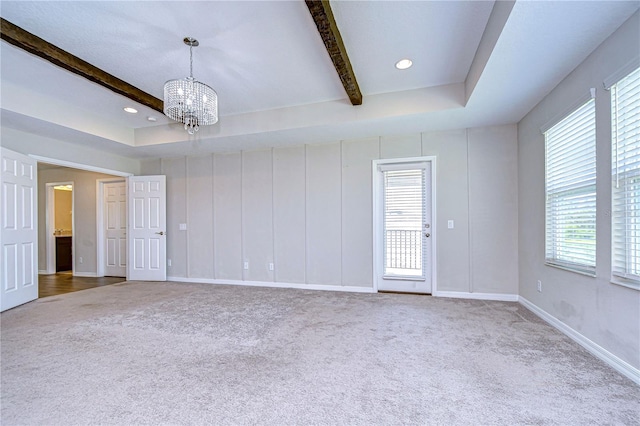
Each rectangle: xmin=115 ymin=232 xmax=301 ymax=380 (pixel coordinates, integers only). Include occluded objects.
xmin=36 ymin=160 xmax=131 ymax=299
xmin=373 ymin=157 xmax=436 ymax=294
xmin=2 ymin=152 xmax=167 ymax=310
xmin=45 ymin=182 xmax=74 ymax=274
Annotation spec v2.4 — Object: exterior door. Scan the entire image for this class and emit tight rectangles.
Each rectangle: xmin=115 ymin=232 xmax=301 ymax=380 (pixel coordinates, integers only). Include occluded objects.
xmin=1 ymin=148 xmax=38 ymax=311
xmin=375 ymin=160 xmax=433 ymax=294
xmin=104 ymin=181 xmax=126 ymax=277
xmin=128 ymin=176 xmax=166 ymax=281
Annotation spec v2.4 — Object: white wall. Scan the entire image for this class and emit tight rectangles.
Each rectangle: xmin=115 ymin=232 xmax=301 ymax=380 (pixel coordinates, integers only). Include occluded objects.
xmin=1 ymin=126 xmax=138 ymax=276
xmin=518 ymin=12 xmax=640 ymax=369
xmin=141 ymin=124 xmax=518 ymax=295
xmin=38 ymin=167 xmax=119 ymax=274
xmin=1 ymin=127 xmax=140 ymax=175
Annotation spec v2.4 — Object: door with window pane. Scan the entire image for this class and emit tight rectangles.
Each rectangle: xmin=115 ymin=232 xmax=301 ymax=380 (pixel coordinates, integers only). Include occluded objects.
xmin=377 ymin=161 xmax=432 ymax=293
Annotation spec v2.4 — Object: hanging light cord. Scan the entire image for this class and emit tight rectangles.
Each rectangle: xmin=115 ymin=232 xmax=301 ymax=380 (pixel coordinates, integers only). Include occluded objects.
xmin=186 ymin=40 xmax=196 ymax=134
xmin=189 ymin=42 xmax=194 ymax=79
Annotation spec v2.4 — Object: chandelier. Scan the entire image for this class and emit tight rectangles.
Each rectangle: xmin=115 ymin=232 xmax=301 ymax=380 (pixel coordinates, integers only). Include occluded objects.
xmin=163 ymin=37 xmax=218 ymax=134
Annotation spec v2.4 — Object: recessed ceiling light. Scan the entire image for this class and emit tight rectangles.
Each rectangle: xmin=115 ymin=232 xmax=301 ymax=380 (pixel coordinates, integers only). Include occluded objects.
xmin=147 ymin=116 xmax=157 ymax=122
xmin=395 ymin=59 xmax=413 ymax=70
xmin=123 ymin=107 xmax=138 ymax=114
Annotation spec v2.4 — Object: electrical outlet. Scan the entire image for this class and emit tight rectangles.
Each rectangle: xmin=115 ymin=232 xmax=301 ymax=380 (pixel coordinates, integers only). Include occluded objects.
xmin=79 ymin=257 xmax=83 ymax=264
xmin=244 ymin=261 xmax=249 ymax=270
xmin=179 ymin=223 xmax=187 ymax=231
xmin=537 ymin=280 xmax=542 ymax=292
xmin=168 ymin=259 xmax=172 ymax=267
xmin=447 ymin=220 xmax=454 ymax=229
xmin=269 ymin=263 xmax=274 ymax=271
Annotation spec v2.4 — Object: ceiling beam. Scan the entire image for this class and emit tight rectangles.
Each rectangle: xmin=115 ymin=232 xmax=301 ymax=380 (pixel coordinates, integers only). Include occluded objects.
xmin=305 ymin=1 xmax=363 ymax=106
xmin=1 ymin=18 xmax=164 ymax=114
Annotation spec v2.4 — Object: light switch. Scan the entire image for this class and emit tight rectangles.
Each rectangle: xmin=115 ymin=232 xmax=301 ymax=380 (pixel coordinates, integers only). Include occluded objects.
xmin=179 ymin=223 xmax=187 ymax=231
xmin=447 ymin=220 xmax=454 ymax=229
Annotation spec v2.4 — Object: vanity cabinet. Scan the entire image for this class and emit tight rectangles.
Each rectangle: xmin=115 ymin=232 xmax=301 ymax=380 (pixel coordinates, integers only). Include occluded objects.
xmin=56 ymin=236 xmax=72 ymax=272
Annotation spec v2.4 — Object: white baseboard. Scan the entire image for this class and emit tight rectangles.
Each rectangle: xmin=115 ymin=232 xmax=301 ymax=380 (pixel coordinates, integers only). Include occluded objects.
xmin=38 ymin=270 xmax=54 ymax=275
xmin=166 ymin=278 xmax=520 ymax=299
xmin=73 ymin=272 xmax=97 ymax=278
xmin=433 ymin=290 xmax=519 ymax=302
xmin=519 ymin=297 xmax=640 ymax=385
xmin=167 ymin=276 xmax=376 ymax=294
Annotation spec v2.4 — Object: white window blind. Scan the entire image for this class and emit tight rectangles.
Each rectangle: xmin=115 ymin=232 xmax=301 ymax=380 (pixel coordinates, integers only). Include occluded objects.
xmin=611 ymin=67 xmax=640 ymax=286
xmin=383 ymin=169 xmax=425 ymax=277
xmin=545 ymin=98 xmax=597 ymax=275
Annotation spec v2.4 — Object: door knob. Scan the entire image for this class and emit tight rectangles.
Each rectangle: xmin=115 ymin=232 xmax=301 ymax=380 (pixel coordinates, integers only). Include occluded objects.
xmin=425 ymin=233 xmax=431 ymax=238
xmin=155 ymin=231 xmax=165 ymax=236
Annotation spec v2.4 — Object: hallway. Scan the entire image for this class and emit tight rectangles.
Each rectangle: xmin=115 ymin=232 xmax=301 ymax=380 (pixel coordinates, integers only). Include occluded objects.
xmin=38 ymin=273 xmax=124 ymax=298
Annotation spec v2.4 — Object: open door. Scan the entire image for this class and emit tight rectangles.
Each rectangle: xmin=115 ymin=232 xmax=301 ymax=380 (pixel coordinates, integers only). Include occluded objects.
xmin=127 ymin=175 xmax=166 ymax=281
xmin=103 ymin=180 xmax=127 ymax=277
xmin=1 ymin=148 xmax=38 ymax=311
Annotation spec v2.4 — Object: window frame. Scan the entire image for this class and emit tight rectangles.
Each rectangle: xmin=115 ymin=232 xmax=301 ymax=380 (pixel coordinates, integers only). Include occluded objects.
xmin=544 ymin=96 xmax=597 ymax=276
xmin=610 ymin=66 xmax=640 ymax=290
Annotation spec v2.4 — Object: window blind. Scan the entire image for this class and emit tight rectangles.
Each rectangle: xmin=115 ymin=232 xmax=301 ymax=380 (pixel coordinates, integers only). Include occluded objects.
xmin=611 ymin=67 xmax=640 ymax=285
xmin=383 ymin=168 xmax=425 ymax=277
xmin=545 ymin=98 xmax=597 ymax=274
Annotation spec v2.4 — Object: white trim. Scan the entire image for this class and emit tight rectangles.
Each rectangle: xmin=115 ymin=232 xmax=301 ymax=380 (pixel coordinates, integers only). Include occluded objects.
xmin=96 ymin=178 xmax=127 ymax=278
xmin=372 ymin=161 xmax=381 ymax=292
xmin=519 ymin=297 xmax=640 ymax=385
xmin=73 ymin=272 xmax=97 ymax=278
xmin=603 ymin=57 xmax=640 ymax=89
xmin=609 ymin=277 xmax=640 ymax=291
xmin=382 ymin=275 xmax=426 ymax=281
xmin=167 ymin=276 xmax=376 ymax=294
xmin=38 ymin=270 xmax=53 ymax=275
xmin=241 ymin=152 xmax=246 ymax=282
xmin=30 ymin=155 xmax=133 ymax=177
xmin=431 ymin=160 xmax=438 ymax=295
xmin=466 ymin=130 xmax=473 ymax=293
xmin=545 ymin=261 xmax=597 ymax=278
xmin=433 ymin=291 xmax=519 ymax=302
xmin=372 ymin=156 xmax=437 ymax=295
xmin=377 ymin=161 xmax=428 ymax=172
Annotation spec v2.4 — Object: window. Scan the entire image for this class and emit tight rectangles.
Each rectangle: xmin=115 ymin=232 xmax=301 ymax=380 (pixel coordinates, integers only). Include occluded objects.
xmin=382 ymin=167 xmax=426 ymax=278
xmin=545 ymin=97 xmax=597 ymax=275
xmin=611 ymin=67 xmax=640 ymax=287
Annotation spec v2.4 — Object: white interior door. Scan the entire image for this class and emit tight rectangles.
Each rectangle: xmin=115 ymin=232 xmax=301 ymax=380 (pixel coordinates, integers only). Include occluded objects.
xmin=104 ymin=181 xmax=126 ymax=277
xmin=375 ymin=160 xmax=434 ymax=294
xmin=128 ymin=176 xmax=166 ymax=281
xmin=1 ymin=148 xmax=38 ymax=311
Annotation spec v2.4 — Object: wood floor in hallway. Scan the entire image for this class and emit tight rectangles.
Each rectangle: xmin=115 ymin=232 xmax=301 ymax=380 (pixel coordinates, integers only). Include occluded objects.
xmin=38 ymin=272 xmax=124 ymax=298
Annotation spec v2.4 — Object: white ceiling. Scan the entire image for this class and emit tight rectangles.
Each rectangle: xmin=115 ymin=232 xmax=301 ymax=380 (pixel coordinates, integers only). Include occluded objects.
xmin=1 ymin=1 xmax=638 ymax=159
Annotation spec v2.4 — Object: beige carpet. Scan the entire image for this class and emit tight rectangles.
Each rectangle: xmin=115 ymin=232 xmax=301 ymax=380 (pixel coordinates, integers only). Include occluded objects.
xmin=1 ymin=281 xmax=638 ymax=425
